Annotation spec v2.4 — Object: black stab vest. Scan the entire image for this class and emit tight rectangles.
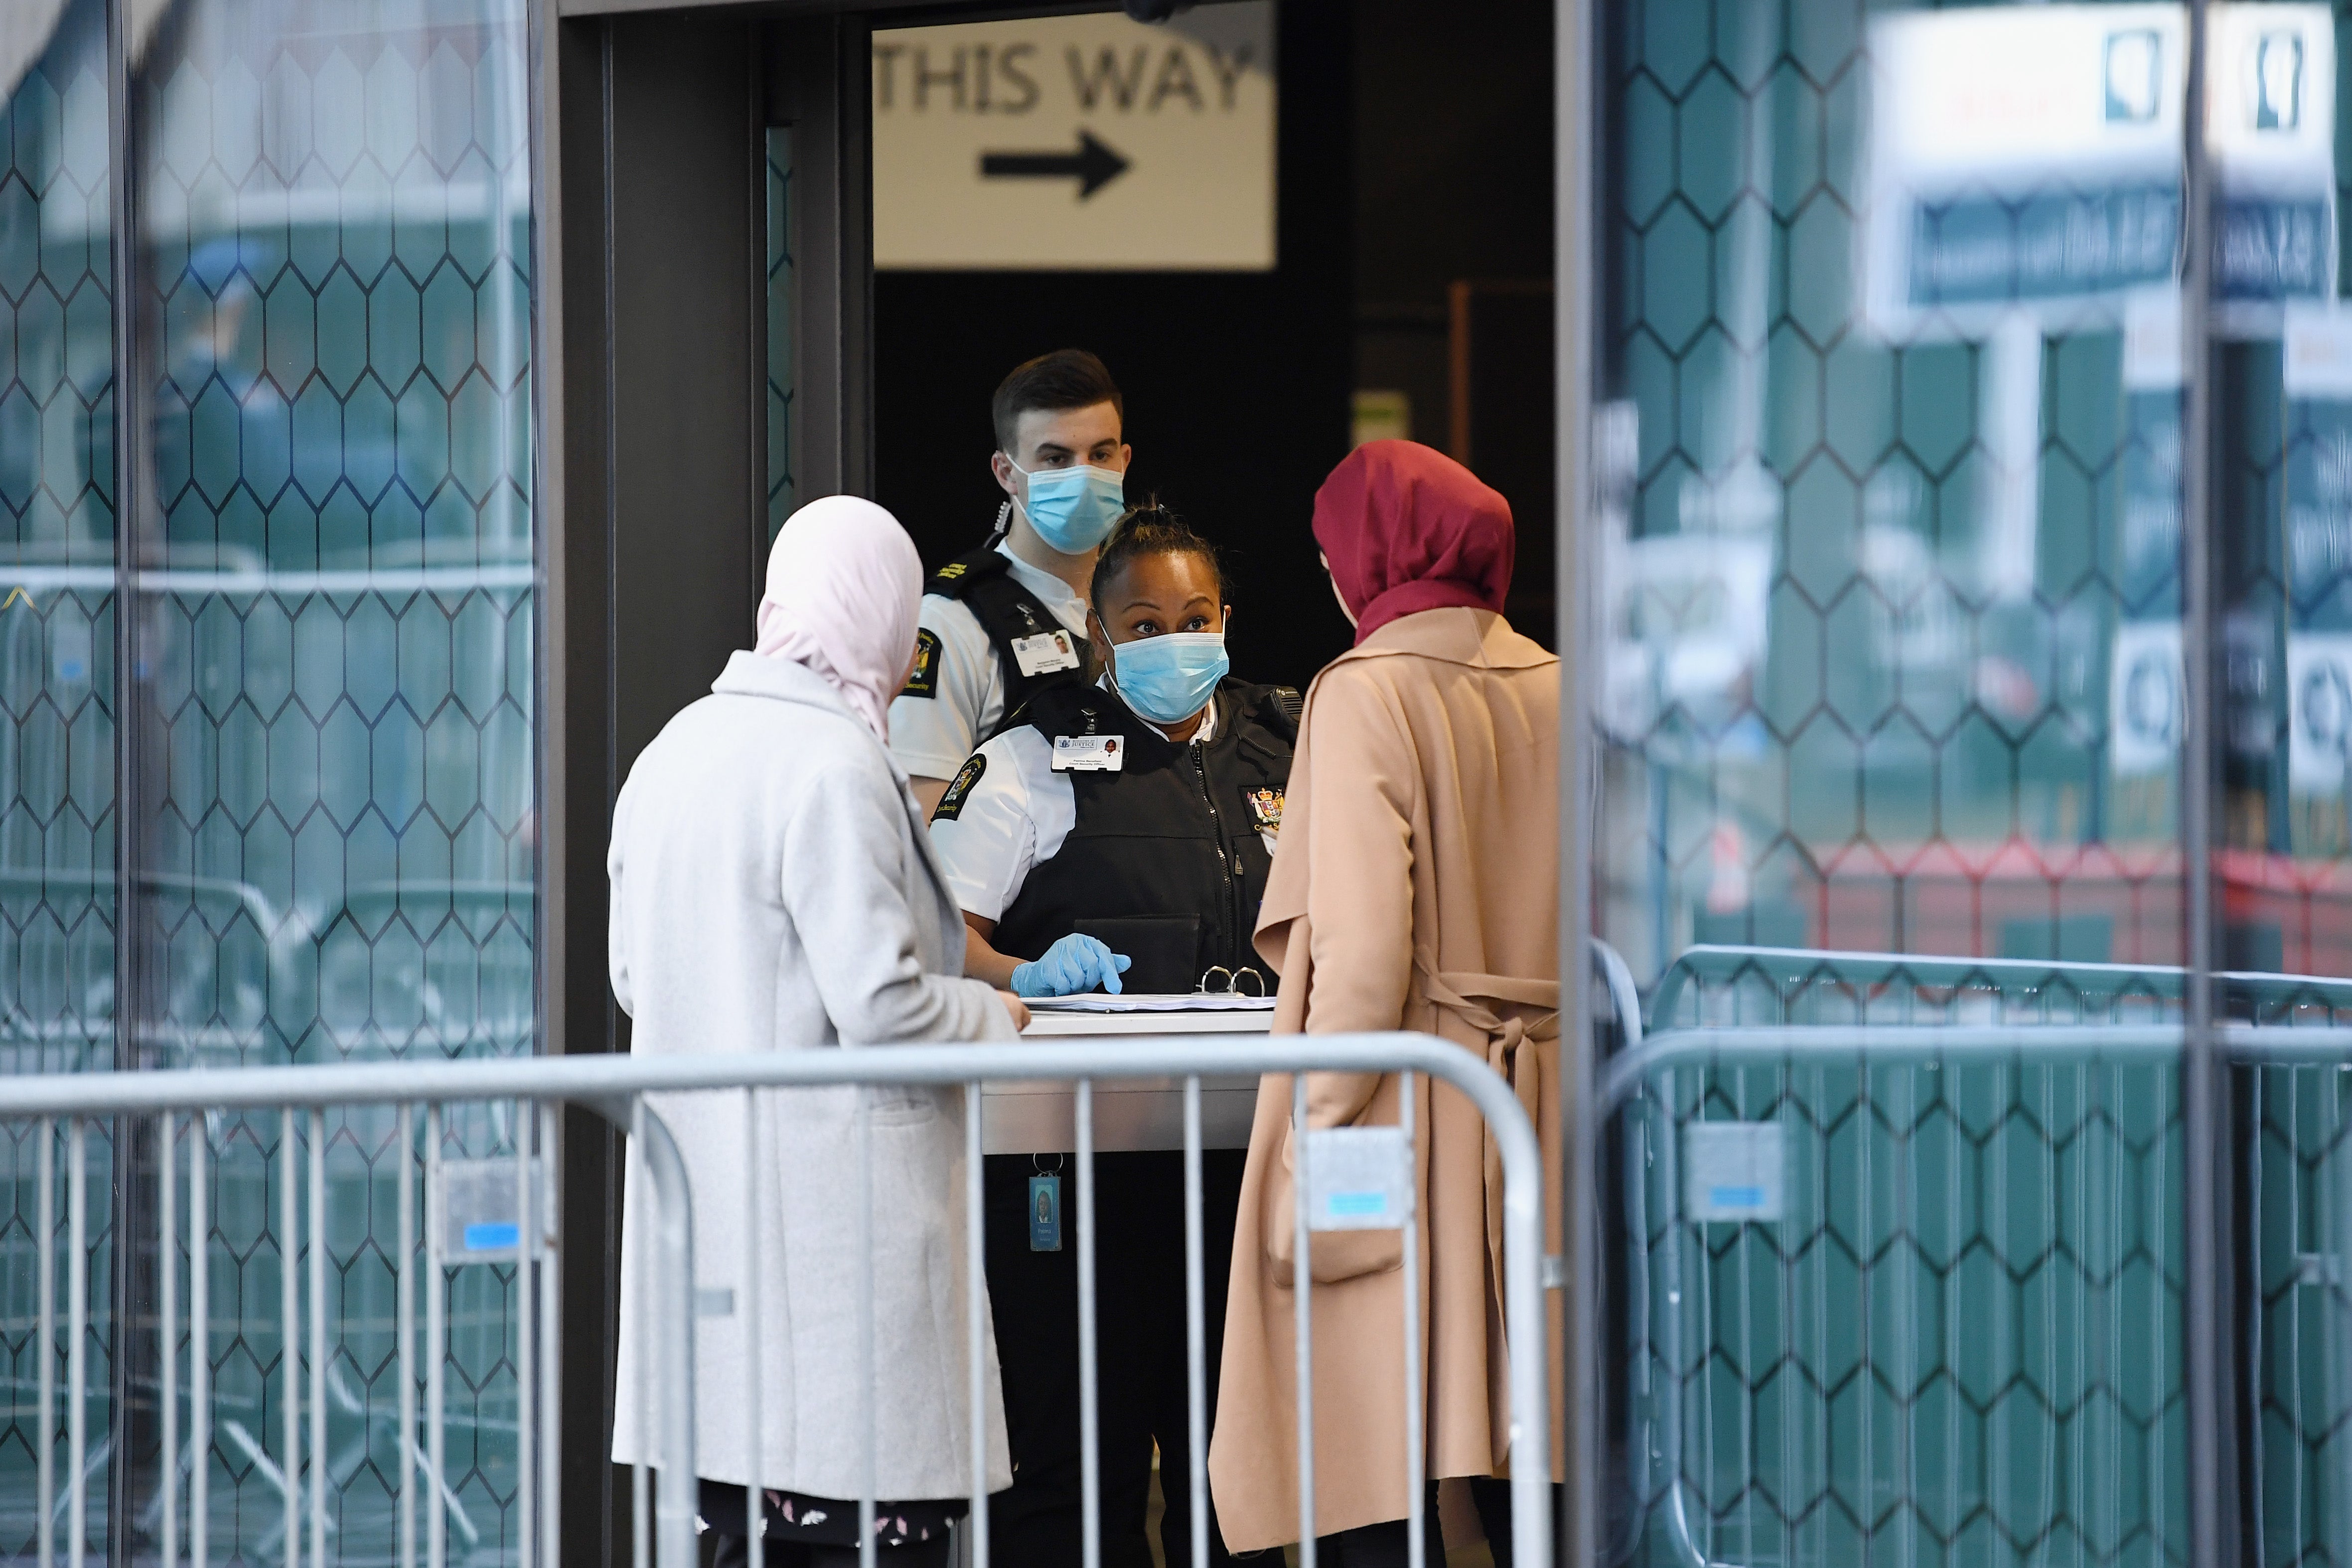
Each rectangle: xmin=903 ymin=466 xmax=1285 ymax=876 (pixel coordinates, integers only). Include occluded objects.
xmin=924 ymin=543 xmax=1092 ymax=737
xmin=991 ymin=679 xmax=1298 ymax=980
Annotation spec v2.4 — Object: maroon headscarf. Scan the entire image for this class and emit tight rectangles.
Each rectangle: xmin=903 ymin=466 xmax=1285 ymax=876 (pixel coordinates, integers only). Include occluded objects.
xmin=1313 ymin=440 xmax=1514 ymax=646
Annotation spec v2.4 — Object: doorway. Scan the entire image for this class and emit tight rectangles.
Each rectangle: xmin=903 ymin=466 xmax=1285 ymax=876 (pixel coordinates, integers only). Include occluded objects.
xmin=547 ymin=2 xmax=1556 ymax=1561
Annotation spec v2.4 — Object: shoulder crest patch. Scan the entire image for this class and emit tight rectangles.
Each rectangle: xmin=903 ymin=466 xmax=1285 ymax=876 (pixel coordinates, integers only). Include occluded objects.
xmin=901 ymin=628 xmax=941 ymax=699
xmin=934 ymin=752 xmax=987 ymax=821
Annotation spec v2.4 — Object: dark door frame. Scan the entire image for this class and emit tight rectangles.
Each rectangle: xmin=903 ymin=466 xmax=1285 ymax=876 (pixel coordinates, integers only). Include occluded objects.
xmin=534 ymin=6 xmax=875 ymax=1557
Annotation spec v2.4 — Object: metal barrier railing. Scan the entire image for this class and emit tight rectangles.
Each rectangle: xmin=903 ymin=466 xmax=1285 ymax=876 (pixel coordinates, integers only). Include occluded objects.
xmin=0 ymin=1031 xmax=1552 ymax=1568
xmin=1602 ymin=940 xmax=2352 ymax=1568
xmin=1648 ymin=943 xmax=2352 ymax=1034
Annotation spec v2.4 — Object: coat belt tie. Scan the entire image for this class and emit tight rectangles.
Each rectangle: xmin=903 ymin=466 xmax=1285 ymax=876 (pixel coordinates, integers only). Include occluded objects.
xmin=1413 ymin=956 xmax=1559 ymax=1339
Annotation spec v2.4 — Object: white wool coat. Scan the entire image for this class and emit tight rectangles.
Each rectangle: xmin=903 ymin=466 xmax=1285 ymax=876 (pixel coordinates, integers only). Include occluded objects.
xmin=607 ymin=650 xmax=1016 ymax=1501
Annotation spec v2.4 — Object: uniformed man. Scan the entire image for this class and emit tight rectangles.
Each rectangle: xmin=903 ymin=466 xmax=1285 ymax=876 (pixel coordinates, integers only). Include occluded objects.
xmin=929 ymin=506 xmax=1295 ymax=1568
xmin=890 ymin=349 xmax=1133 ymax=812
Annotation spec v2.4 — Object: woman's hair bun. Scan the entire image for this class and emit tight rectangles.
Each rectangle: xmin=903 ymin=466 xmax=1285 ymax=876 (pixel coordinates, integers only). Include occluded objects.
xmin=1091 ymin=497 xmax=1224 ymax=605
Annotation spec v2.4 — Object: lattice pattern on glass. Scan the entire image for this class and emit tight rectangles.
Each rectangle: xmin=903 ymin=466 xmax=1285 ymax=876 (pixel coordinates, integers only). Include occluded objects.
xmin=1600 ymin=0 xmax=2188 ymax=990
xmin=1617 ymin=1054 xmax=2189 ymax=1568
xmin=2248 ymin=1062 xmax=2352 ymax=1567
xmin=134 ymin=1 xmax=536 ymax=1071
xmin=0 ymin=0 xmax=115 ymax=1077
xmin=156 ymin=1102 xmax=528 ymax=1564
xmin=0 ymin=3 xmax=118 ymax=1556
xmin=117 ymin=1 xmax=541 ymax=1559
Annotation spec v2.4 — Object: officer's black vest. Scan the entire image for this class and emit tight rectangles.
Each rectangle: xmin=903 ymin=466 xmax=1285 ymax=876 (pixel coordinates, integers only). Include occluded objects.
xmin=992 ymin=679 xmax=1298 ymax=980
xmin=924 ymin=543 xmax=1092 ymax=732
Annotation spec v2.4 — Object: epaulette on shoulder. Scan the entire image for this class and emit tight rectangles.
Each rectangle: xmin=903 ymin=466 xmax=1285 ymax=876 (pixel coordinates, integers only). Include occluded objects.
xmin=926 ymin=548 xmax=1009 ymax=599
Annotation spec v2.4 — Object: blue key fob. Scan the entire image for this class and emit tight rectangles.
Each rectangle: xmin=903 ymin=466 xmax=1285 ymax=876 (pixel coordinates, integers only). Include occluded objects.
xmin=1028 ymin=1173 xmax=1062 ymax=1252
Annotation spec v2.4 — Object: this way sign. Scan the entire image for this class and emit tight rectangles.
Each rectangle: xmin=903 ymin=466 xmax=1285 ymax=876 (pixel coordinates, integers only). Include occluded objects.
xmin=872 ymin=3 xmax=1276 ymax=271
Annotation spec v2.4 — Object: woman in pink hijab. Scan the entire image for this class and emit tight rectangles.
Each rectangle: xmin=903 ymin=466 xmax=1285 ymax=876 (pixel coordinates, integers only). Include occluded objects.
xmin=752 ymin=494 xmax=929 ymax=739
xmin=609 ymin=496 xmax=1026 ymax=1567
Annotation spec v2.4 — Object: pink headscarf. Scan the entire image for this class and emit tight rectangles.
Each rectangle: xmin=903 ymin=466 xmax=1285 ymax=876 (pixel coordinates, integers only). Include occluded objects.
xmin=753 ymin=496 xmax=924 ymax=742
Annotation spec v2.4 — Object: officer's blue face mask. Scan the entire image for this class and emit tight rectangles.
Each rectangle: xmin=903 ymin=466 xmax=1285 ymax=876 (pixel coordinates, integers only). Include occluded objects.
xmin=1105 ymin=630 xmax=1229 ymax=725
xmin=1010 ymin=458 xmax=1126 ymax=555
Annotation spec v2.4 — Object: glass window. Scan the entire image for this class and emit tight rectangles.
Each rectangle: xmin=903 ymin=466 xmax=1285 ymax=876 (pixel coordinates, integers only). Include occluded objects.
xmin=124 ymin=1 xmax=542 ymax=1552
xmin=132 ymin=0 xmax=537 ymax=1073
xmin=1581 ymin=4 xmax=2352 ymax=1564
xmin=1 ymin=2 xmax=119 ymax=1554
xmin=0 ymin=1 xmax=541 ymax=1559
xmin=1593 ymin=3 xmax=2352 ymax=1564
xmin=0 ymin=0 xmax=115 ymax=1075
xmin=127 ymin=0 xmax=540 ymax=1549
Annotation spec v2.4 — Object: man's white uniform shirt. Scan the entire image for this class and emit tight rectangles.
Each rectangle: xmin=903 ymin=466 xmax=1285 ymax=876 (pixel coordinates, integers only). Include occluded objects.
xmin=927 ymin=689 xmax=1221 ymax=922
xmin=886 ymin=538 xmax=1090 ymax=782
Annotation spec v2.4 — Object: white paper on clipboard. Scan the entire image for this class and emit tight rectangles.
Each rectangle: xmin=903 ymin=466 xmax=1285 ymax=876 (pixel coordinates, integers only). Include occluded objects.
xmin=1022 ymin=993 xmax=1278 ymax=1014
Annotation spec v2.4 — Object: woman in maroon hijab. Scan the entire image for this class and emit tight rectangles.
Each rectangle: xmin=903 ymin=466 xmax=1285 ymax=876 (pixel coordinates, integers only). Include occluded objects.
xmin=1208 ymin=441 xmax=1564 ymax=1565
xmin=1314 ymin=438 xmax=1518 ymax=639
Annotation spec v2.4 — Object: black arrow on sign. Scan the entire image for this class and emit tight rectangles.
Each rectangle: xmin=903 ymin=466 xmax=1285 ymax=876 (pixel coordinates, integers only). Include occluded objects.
xmin=980 ymin=130 xmax=1131 ymax=200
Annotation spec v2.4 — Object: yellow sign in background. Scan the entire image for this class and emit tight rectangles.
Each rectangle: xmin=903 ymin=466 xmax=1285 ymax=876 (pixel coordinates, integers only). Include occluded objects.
xmin=872 ymin=4 xmax=1276 ymax=271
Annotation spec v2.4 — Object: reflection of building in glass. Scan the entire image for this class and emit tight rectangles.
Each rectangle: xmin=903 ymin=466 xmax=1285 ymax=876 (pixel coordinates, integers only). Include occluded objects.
xmin=1 ymin=0 xmax=538 ymax=1557
xmin=1604 ymin=9 xmax=2352 ymax=1556
xmin=2257 ymin=29 xmax=2305 ymax=129
xmin=1604 ymin=0 xmax=2352 ymax=991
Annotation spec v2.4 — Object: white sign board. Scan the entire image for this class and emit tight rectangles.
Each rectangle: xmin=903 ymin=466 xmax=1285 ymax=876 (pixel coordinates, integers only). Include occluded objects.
xmin=872 ymin=4 xmax=1276 ymax=271
xmin=2110 ymin=619 xmax=2185 ymax=777
xmin=2289 ymin=634 xmax=2352 ymax=793
xmin=1863 ymin=3 xmax=2336 ymax=341
xmin=1684 ymin=1122 xmax=1785 ymax=1224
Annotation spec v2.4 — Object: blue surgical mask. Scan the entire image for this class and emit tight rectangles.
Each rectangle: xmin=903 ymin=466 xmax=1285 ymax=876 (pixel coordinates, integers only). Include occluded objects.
xmin=1107 ymin=632 xmax=1229 ymax=725
xmin=1011 ymin=460 xmax=1126 ymax=555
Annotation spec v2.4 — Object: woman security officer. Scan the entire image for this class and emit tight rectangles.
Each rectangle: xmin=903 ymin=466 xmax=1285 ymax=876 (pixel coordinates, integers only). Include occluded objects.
xmin=928 ymin=505 xmax=1296 ymax=1568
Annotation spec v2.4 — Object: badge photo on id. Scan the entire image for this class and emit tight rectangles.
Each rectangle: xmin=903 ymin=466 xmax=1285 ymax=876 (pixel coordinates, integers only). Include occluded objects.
xmin=1012 ymin=628 xmax=1081 ymax=679
xmin=1052 ymin=734 xmax=1123 ymax=772
xmin=1029 ymin=1168 xmax=1062 ymax=1251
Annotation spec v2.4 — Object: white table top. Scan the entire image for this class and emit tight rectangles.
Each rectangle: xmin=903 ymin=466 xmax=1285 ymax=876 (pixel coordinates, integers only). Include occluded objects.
xmin=1020 ymin=1008 xmax=1273 ymax=1036
xmin=993 ymin=1006 xmax=1273 ymax=1150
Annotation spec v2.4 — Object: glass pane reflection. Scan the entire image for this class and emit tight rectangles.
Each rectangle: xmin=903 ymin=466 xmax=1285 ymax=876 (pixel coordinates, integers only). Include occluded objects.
xmin=0 ymin=4 xmax=119 ymax=1556
xmin=0 ymin=0 xmax=116 ymax=1074
xmin=126 ymin=1 xmax=537 ymax=1562
xmin=131 ymin=0 xmax=536 ymax=1070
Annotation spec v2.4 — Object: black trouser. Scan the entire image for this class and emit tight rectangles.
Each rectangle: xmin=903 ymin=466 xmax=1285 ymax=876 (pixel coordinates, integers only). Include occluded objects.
xmin=983 ymin=1149 xmax=1247 ymax=1568
xmin=700 ymin=1481 xmax=958 ymax=1567
xmin=706 ymin=1534 xmax=952 ymax=1568
xmin=1315 ymin=1478 xmax=1540 ymax=1567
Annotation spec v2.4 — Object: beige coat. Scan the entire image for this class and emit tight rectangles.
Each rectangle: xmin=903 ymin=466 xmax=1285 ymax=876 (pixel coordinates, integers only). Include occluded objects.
xmin=1208 ymin=607 xmax=1563 ymax=1551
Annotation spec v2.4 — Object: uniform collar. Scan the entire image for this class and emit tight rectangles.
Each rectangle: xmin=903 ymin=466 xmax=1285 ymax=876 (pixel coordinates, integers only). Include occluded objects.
xmin=1338 ymin=606 xmax=1555 ymax=670
xmin=994 ymin=537 xmax=1091 ymax=638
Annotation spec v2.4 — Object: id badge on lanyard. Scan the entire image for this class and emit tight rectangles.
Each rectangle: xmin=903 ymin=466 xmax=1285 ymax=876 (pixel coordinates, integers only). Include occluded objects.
xmin=1012 ymin=629 xmax=1081 ymax=678
xmin=1028 ymin=1171 xmax=1063 ymax=1251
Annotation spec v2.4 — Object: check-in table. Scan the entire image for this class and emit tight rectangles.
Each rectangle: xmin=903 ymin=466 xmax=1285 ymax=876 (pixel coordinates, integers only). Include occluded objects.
xmin=987 ymin=1002 xmax=1274 ymax=1154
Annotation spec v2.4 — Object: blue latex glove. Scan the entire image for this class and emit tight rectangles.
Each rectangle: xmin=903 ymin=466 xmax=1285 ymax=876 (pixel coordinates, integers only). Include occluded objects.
xmin=1011 ymin=934 xmax=1134 ymax=998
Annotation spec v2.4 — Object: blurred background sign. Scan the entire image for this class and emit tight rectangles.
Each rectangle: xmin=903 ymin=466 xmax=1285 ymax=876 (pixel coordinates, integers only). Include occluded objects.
xmin=872 ymin=4 xmax=1276 ymax=271
xmin=1863 ymin=2 xmax=2337 ymax=340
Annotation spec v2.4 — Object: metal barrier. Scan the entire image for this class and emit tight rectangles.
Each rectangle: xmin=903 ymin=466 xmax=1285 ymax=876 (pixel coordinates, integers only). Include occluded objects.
xmin=1649 ymin=943 xmax=2352 ymax=1032
xmin=0 ymin=1032 xmax=1552 ymax=1568
xmin=1601 ymin=943 xmax=2352 ymax=1568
